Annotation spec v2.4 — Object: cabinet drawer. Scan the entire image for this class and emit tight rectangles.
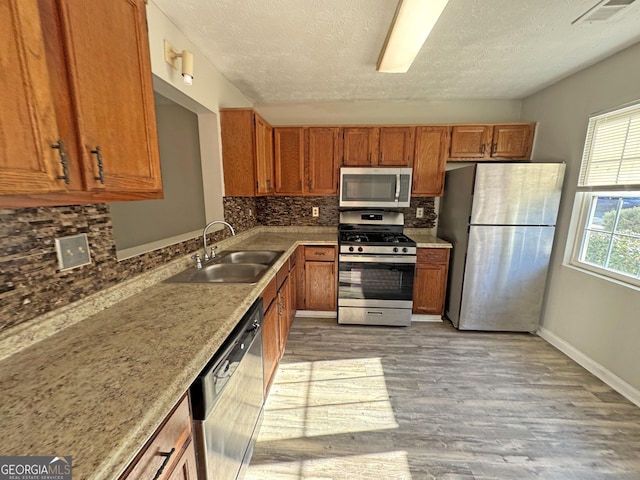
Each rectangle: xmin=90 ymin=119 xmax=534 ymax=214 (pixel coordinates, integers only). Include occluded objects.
xmin=276 ymin=262 xmax=289 ymax=289
xmin=417 ymin=248 xmax=449 ymax=264
xmin=304 ymin=246 xmax=336 ymax=262
xmin=120 ymin=394 xmax=191 ymax=480
xmin=261 ymin=276 xmax=277 ymax=313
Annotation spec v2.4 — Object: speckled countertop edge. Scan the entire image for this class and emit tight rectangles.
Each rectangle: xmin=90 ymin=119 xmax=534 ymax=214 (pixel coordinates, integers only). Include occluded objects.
xmin=0 ymin=227 xmax=338 ymax=480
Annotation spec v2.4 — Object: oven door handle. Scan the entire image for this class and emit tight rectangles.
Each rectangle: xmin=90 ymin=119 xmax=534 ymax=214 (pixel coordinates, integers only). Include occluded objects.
xmin=394 ymin=174 xmax=401 ymax=202
xmin=339 ymin=254 xmax=416 ymax=264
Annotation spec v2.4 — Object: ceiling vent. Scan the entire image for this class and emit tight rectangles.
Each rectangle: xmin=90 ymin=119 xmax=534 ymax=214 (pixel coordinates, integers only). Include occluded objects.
xmin=572 ymin=0 xmax=636 ymax=24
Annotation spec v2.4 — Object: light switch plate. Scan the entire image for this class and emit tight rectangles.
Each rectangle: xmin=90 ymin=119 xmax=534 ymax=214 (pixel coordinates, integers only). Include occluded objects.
xmin=55 ymin=234 xmax=91 ymax=271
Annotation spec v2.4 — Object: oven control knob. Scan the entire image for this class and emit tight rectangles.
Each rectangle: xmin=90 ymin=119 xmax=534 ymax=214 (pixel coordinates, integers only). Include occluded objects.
xmin=349 ymin=246 xmax=354 ymax=252
xmin=393 ymin=247 xmax=399 ymax=253
xmin=402 ymin=247 xmax=408 ymax=253
xmin=357 ymin=246 xmax=364 ymax=252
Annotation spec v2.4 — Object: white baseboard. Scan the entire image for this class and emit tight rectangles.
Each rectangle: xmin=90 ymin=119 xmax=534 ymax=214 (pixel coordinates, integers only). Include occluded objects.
xmin=411 ymin=314 xmax=443 ymax=323
xmin=537 ymin=327 xmax=640 ymax=408
xmin=295 ymin=310 xmax=337 ymax=318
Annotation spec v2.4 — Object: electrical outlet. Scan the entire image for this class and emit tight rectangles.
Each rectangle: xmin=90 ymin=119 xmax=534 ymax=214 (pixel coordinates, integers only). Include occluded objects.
xmin=55 ymin=233 xmax=91 ymax=270
xmin=416 ymin=207 xmax=424 ymax=218
xmin=312 ymin=206 xmax=319 ymax=217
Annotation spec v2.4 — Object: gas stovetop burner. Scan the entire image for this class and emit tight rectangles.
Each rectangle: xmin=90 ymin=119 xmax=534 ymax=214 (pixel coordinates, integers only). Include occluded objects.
xmin=345 ymin=233 xmax=369 ymax=243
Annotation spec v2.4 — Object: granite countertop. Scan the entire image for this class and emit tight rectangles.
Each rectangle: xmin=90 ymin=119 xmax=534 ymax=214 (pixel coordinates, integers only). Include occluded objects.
xmin=405 ymin=229 xmax=452 ymax=248
xmin=0 ymin=227 xmax=449 ymax=480
xmin=0 ymin=229 xmax=335 ymax=480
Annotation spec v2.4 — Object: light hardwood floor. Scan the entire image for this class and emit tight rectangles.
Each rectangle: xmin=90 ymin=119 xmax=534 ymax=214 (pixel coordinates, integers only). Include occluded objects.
xmin=246 ymin=318 xmax=640 ymax=480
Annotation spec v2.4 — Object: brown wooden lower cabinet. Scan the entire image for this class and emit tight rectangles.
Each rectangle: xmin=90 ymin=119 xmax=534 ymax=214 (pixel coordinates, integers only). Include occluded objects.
xmin=413 ymin=248 xmax=450 ymax=316
xmin=262 ymin=296 xmax=280 ymax=395
xmin=167 ymin=440 xmax=197 ymax=480
xmin=119 ymin=394 xmax=196 ymax=480
xmin=303 ymin=245 xmax=337 ymax=311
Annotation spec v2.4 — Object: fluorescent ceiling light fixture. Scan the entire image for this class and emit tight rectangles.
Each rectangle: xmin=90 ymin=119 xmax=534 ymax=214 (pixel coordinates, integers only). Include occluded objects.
xmin=377 ymin=0 xmax=449 ymax=73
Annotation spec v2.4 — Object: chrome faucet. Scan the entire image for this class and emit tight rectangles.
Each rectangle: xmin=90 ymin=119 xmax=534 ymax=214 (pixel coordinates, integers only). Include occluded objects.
xmin=202 ymin=220 xmax=236 ymax=261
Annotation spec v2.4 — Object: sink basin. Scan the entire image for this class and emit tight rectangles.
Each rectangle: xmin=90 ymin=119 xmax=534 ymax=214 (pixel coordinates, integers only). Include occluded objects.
xmin=217 ymin=250 xmax=282 ymax=265
xmin=166 ymin=263 xmax=269 ymax=284
xmin=165 ymin=250 xmax=284 ymax=284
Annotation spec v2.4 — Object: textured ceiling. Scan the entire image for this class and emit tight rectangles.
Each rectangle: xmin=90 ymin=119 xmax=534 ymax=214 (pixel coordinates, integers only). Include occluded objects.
xmin=152 ymin=0 xmax=640 ymax=103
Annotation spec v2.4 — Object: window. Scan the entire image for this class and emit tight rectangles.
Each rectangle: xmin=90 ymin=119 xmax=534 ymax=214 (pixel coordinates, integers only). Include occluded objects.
xmin=572 ymin=102 xmax=640 ymax=286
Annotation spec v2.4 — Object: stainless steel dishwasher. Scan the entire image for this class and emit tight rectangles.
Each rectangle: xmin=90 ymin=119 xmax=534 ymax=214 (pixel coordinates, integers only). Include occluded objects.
xmin=191 ymin=298 xmax=264 ymax=480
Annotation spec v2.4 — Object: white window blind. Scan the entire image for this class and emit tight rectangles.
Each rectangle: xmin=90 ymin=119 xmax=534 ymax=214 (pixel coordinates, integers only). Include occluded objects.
xmin=578 ymin=102 xmax=640 ymax=190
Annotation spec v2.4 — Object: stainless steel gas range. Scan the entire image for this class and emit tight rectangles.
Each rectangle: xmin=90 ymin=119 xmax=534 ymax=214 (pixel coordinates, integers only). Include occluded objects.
xmin=337 ymin=210 xmax=416 ymax=327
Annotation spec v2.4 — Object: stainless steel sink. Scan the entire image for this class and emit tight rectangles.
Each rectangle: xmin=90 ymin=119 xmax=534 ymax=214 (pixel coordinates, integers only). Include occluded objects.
xmin=165 ymin=250 xmax=284 ymax=284
xmin=167 ymin=263 xmax=269 ymax=284
xmin=217 ymin=250 xmax=282 ymax=265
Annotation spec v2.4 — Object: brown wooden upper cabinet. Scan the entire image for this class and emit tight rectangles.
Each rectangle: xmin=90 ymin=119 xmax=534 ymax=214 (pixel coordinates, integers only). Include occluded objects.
xmin=342 ymin=127 xmax=379 ymax=166
xmin=221 ymin=109 xmax=274 ymax=196
xmin=273 ymin=127 xmax=305 ymax=195
xmin=448 ymin=123 xmax=535 ymax=161
xmin=378 ymin=127 xmax=414 ymax=166
xmin=1 ymin=0 xmax=162 ymax=208
xmin=343 ymin=127 xmax=414 ymax=167
xmin=306 ymin=127 xmax=342 ymax=195
xmin=255 ymin=115 xmax=275 ymax=195
xmin=272 ymin=126 xmax=342 ymax=196
xmin=412 ymin=126 xmax=448 ymax=196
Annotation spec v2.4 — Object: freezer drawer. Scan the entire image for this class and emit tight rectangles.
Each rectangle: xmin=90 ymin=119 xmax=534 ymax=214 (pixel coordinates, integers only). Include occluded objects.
xmin=458 ymin=225 xmax=555 ymax=332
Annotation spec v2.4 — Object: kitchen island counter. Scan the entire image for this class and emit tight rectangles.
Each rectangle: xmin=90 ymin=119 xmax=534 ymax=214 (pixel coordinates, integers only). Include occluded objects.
xmin=0 ymin=228 xmax=335 ymax=480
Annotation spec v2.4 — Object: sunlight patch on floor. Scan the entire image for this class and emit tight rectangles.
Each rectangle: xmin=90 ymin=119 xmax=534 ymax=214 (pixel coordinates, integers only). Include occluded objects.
xmin=256 ymin=357 xmax=399 ymax=442
xmin=245 ymin=450 xmax=412 ymax=480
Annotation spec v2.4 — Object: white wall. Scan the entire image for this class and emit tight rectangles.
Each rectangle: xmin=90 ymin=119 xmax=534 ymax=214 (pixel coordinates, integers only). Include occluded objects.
xmin=145 ymin=1 xmax=252 ymax=229
xmin=522 ymin=42 xmax=640 ymax=398
xmin=256 ymin=100 xmax=522 ymax=125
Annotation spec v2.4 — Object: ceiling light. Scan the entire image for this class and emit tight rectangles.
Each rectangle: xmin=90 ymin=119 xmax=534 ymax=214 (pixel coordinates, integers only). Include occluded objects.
xmin=572 ymin=0 xmax=636 ymax=24
xmin=377 ymin=0 xmax=449 ymax=73
xmin=164 ymin=40 xmax=194 ymax=85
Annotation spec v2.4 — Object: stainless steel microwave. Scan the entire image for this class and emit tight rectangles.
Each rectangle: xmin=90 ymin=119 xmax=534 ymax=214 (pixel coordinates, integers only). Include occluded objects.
xmin=339 ymin=167 xmax=412 ymax=208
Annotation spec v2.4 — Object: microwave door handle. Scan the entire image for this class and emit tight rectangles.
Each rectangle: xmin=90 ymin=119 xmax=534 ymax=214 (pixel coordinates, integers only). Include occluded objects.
xmin=395 ymin=174 xmax=401 ymax=202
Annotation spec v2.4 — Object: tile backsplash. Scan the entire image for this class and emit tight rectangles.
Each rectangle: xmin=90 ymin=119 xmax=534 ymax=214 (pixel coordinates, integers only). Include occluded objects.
xmin=1 ymin=195 xmax=435 ymax=334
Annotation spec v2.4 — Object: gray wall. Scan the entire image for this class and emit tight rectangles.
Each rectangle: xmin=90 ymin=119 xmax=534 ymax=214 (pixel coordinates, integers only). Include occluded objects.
xmin=522 ymin=42 xmax=640 ymax=396
xmin=109 ymin=99 xmax=206 ymax=252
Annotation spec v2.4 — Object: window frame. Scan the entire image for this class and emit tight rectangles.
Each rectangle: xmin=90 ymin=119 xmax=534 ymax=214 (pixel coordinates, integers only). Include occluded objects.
xmin=570 ymin=191 xmax=640 ymax=288
xmin=569 ymin=100 xmax=640 ymax=288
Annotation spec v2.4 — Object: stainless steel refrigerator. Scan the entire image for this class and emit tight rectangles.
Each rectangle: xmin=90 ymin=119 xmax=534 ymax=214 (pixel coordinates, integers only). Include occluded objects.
xmin=438 ymin=163 xmax=565 ymax=332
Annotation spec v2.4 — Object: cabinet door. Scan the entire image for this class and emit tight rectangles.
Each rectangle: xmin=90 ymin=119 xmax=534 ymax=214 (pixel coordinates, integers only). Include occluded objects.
xmin=220 ymin=109 xmax=258 ymax=196
xmin=378 ymin=127 xmax=414 ymax=166
xmin=490 ymin=124 xmax=534 ymax=159
xmin=412 ymin=126 xmax=448 ymax=196
xmin=296 ymin=246 xmax=306 ymax=310
xmin=305 ymin=261 xmax=336 ymax=311
xmin=167 ymin=440 xmax=198 ymax=480
xmin=289 ymin=263 xmax=297 ymax=321
xmin=58 ymin=0 xmax=161 ymax=193
xmin=306 ymin=127 xmax=341 ymax=195
xmin=343 ymin=127 xmax=378 ymax=166
xmin=274 ymin=127 xmax=304 ymax=194
xmin=255 ymin=114 xmax=274 ymax=194
xmin=262 ymin=301 xmax=280 ymax=395
xmin=449 ymin=125 xmax=491 ymax=160
xmin=413 ymin=263 xmax=448 ymax=315
xmin=0 ymin=0 xmax=67 ymax=195
xmin=278 ymin=275 xmax=291 ymax=356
